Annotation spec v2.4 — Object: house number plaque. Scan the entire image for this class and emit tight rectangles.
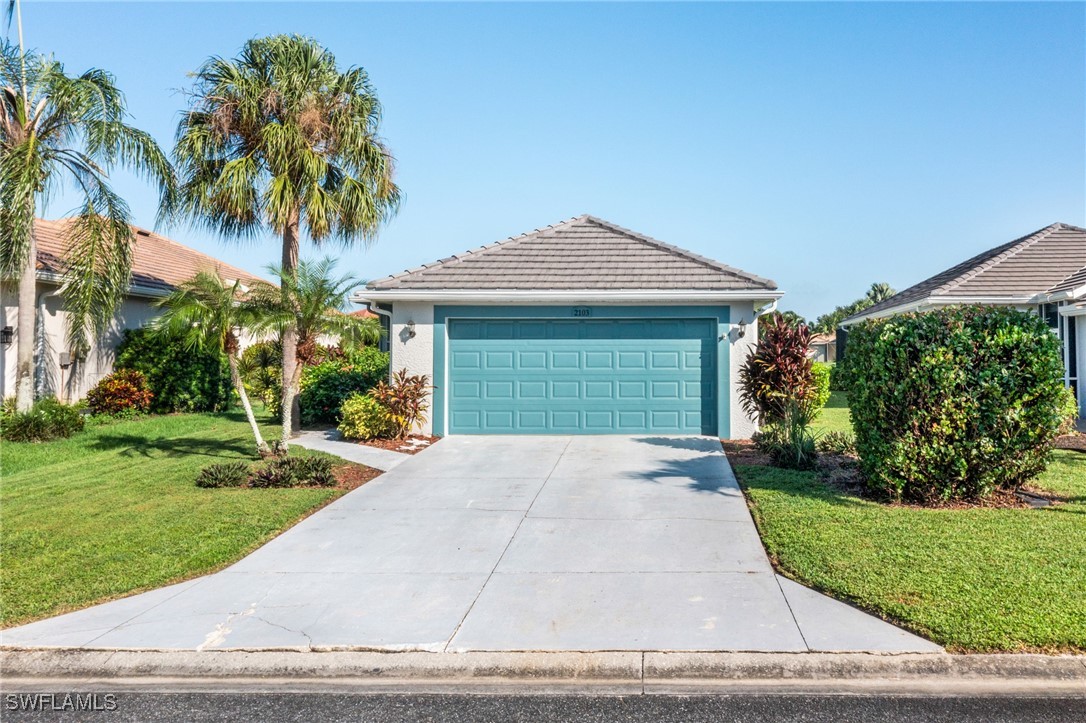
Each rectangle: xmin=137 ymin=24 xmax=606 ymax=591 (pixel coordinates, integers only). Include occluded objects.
xmin=572 ymin=307 xmax=592 ymax=318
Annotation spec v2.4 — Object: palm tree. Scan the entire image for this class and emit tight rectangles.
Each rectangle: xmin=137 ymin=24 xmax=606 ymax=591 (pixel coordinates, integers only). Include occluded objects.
xmin=153 ymin=270 xmax=269 ymax=454
xmin=0 ymin=37 xmax=174 ymax=410
xmin=245 ymin=258 xmax=382 ymax=399
xmin=866 ymin=282 xmax=896 ymax=304
xmin=170 ymin=34 xmax=400 ymax=444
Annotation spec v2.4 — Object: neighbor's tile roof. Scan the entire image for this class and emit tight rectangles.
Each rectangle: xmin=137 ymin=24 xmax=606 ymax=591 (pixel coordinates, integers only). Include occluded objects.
xmin=367 ymin=215 xmax=777 ymax=292
xmin=847 ymin=223 xmax=1086 ymax=321
xmin=34 ymin=218 xmax=266 ymax=293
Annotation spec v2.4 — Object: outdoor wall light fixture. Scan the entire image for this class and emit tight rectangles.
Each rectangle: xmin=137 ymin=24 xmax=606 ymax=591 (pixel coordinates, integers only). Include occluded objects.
xmin=737 ymin=319 xmax=747 ymax=338
xmin=406 ymin=319 xmax=417 ymax=339
xmin=0 ymin=326 xmax=12 ymax=345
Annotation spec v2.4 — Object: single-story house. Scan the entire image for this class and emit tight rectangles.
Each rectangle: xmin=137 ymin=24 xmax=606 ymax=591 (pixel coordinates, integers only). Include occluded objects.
xmin=354 ymin=215 xmax=782 ymax=438
xmin=807 ymin=333 xmax=837 ymax=363
xmin=842 ymin=222 xmax=1086 ymax=417
xmin=1 ymin=219 xmax=265 ymax=403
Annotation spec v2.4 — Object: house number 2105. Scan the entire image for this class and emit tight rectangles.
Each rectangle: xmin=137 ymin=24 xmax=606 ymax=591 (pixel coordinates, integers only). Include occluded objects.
xmin=572 ymin=307 xmax=592 ymax=318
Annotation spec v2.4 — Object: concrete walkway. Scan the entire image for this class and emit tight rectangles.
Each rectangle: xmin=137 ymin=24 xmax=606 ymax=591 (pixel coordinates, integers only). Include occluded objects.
xmin=290 ymin=429 xmax=410 ymax=471
xmin=2 ymin=436 xmax=939 ymax=653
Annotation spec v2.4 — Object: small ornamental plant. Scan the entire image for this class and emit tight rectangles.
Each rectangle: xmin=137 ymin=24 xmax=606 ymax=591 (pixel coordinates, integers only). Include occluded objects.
xmin=86 ymin=369 xmax=154 ymax=417
xmin=739 ymin=317 xmax=819 ymax=424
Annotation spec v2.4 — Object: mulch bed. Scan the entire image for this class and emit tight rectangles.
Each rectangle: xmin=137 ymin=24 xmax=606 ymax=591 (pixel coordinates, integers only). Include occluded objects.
xmin=1054 ymin=433 xmax=1086 ymax=453
xmin=359 ymin=435 xmax=440 ymax=455
xmin=719 ymin=438 xmax=1036 ymax=510
xmin=332 ymin=463 xmax=383 ymax=491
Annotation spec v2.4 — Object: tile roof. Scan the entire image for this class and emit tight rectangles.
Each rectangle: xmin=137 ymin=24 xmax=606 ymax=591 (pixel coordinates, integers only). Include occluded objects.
xmin=847 ymin=223 xmax=1086 ymax=321
xmin=34 ymin=218 xmax=266 ymax=293
xmin=367 ymin=215 xmax=777 ymax=292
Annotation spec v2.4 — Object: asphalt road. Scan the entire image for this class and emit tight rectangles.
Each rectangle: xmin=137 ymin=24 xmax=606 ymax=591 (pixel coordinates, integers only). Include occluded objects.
xmin=3 ymin=693 xmax=1085 ymax=722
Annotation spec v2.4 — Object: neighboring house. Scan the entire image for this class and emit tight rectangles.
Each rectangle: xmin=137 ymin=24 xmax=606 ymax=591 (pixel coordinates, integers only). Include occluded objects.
xmin=807 ymin=333 xmax=837 ymax=363
xmin=842 ymin=222 xmax=1086 ymax=417
xmin=0 ymin=219 xmax=265 ymax=403
xmin=354 ymin=215 xmax=782 ymax=438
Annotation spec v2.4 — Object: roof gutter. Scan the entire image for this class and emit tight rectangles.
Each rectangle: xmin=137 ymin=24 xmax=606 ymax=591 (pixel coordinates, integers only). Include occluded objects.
xmin=354 ymin=289 xmax=784 ymax=304
xmin=842 ymin=294 xmax=1040 ymax=327
xmin=36 ymin=270 xmax=171 ymax=300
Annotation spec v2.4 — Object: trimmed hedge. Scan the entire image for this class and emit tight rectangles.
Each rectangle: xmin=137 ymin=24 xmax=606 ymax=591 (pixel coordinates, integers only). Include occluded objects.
xmin=810 ymin=362 xmax=832 ymax=413
xmin=115 ymin=328 xmax=232 ymax=413
xmin=847 ymin=306 xmax=1067 ymax=502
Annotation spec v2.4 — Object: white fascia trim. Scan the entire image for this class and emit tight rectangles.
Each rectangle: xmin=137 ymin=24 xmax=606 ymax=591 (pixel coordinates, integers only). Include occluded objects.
xmin=353 ymin=289 xmax=784 ymax=304
xmin=36 ymin=270 xmax=169 ymax=300
xmin=1059 ymin=304 xmax=1086 ymax=317
xmin=842 ymin=295 xmax=1038 ymax=326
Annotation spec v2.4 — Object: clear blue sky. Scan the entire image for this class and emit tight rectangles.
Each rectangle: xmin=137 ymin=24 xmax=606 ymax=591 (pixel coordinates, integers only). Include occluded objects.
xmin=20 ymin=1 xmax=1086 ymax=319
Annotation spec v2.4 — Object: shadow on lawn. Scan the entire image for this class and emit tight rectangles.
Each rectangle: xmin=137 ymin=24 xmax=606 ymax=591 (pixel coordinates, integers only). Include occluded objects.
xmin=87 ymin=432 xmax=255 ymax=460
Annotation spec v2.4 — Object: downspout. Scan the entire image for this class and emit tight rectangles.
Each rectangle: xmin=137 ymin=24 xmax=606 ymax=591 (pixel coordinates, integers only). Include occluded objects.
xmin=35 ymin=288 xmax=62 ymax=399
xmin=753 ymin=299 xmax=778 ymax=321
xmin=363 ymin=301 xmax=393 ymax=360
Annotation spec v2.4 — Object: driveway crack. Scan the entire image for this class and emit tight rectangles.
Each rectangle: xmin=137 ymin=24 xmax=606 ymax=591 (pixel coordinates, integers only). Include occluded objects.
xmin=442 ymin=437 xmax=573 ymax=652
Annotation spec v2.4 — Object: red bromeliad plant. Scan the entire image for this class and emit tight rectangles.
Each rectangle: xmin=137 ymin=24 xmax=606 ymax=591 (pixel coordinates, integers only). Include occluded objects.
xmin=738 ymin=316 xmax=817 ymax=425
xmin=369 ymin=369 xmax=431 ymax=439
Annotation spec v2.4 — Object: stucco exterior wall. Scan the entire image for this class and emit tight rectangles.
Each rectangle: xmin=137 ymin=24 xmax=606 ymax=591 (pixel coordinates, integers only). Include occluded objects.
xmin=384 ymin=300 xmax=761 ymax=439
xmin=726 ymin=300 xmax=759 ymax=440
xmin=390 ymin=301 xmax=437 ymax=435
xmin=1 ymin=281 xmax=160 ymax=402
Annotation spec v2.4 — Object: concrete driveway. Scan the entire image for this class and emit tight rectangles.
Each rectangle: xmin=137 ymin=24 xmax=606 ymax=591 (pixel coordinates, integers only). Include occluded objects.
xmin=2 ymin=436 xmax=938 ymax=653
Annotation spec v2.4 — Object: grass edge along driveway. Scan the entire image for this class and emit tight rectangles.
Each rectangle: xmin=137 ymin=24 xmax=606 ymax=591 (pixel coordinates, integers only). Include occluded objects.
xmin=1 ymin=411 xmax=348 ymax=627
xmin=732 ymin=393 xmax=1086 ymax=653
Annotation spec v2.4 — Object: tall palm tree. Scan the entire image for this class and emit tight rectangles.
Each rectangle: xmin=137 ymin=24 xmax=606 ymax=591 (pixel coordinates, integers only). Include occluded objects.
xmin=245 ymin=258 xmax=382 ymax=400
xmin=1 ymin=38 xmax=174 ymax=411
xmin=153 ymin=270 xmax=269 ymax=454
xmin=866 ymin=282 xmax=896 ymax=304
xmin=170 ymin=34 xmax=400 ymax=444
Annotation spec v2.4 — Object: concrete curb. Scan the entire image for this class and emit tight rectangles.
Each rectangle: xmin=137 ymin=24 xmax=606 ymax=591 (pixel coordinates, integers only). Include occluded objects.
xmin=2 ymin=649 xmax=1084 ymax=695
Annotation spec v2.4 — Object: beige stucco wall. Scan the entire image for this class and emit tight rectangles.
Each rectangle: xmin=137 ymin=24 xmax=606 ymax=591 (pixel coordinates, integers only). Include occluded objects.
xmin=726 ymin=300 xmax=760 ymax=440
xmin=1 ymin=281 xmax=160 ymax=403
xmin=389 ymin=301 xmax=437 ymax=435
xmin=383 ymin=300 xmax=762 ymax=439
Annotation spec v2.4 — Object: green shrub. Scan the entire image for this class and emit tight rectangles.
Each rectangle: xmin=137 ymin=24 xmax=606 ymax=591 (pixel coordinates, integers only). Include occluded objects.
xmin=829 ymin=360 xmax=851 ymax=392
xmin=195 ymin=461 xmax=250 ymax=488
xmin=299 ymin=347 xmax=389 ymax=425
xmin=1057 ymin=386 xmax=1079 ymax=436
xmin=817 ymin=430 xmax=857 ymax=456
xmin=739 ymin=317 xmax=817 ymax=424
xmin=847 ymin=306 xmax=1067 ymax=502
xmin=116 ymin=328 xmax=232 ymax=413
xmin=338 ymin=393 xmax=395 ymax=440
xmin=753 ymin=399 xmax=818 ymax=470
xmin=86 ymin=369 xmax=154 ymax=417
xmin=810 ymin=362 xmax=832 ymax=413
xmin=0 ymin=398 xmax=85 ymax=442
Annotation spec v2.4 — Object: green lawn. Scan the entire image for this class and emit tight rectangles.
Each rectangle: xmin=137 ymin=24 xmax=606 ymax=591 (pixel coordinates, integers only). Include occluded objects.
xmin=812 ymin=391 xmax=852 ymax=436
xmin=1 ymin=411 xmax=344 ymax=627
xmin=736 ymin=403 xmax=1086 ymax=651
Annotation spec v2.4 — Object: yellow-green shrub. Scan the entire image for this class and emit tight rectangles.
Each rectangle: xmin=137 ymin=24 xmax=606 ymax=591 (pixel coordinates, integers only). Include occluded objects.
xmin=338 ymin=393 xmax=394 ymax=440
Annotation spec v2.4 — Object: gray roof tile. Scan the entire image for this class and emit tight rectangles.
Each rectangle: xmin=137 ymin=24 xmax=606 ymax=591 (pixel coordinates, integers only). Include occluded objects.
xmin=367 ymin=215 xmax=777 ymax=292
xmin=847 ymin=223 xmax=1086 ymax=321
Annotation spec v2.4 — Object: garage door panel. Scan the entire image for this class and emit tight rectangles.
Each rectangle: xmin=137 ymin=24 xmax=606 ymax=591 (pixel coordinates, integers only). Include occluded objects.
xmin=448 ymin=318 xmax=717 ymax=434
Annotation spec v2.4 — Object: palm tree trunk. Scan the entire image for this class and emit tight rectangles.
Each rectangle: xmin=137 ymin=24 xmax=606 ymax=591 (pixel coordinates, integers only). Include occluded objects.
xmin=280 ymin=211 xmax=301 ymax=445
xmin=228 ymin=351 xmax=268 ymax=455
xmin=14 ymin=234 xmax=36 ymax=412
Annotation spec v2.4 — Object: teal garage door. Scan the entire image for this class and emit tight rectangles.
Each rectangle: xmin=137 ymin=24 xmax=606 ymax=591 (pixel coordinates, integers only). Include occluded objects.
xmin=447 ymin=318 xmax=717 ymax=434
